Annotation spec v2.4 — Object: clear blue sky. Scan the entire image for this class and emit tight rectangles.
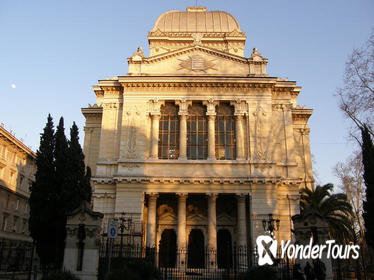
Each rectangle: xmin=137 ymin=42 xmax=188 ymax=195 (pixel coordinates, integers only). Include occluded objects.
xmin=1 ymin=0 xmax=373 ymax=187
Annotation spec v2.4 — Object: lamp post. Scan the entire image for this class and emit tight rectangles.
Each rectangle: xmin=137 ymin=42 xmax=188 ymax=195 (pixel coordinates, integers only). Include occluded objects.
xmin=118 ymin=212 xmax=133 ymax=257
xmin=262 ymin=214 xmax=280 ymax=238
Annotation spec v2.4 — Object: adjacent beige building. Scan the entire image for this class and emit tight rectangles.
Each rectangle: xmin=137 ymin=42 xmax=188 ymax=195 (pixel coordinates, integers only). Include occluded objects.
xmin=82 ymin=6 xmax=313 ymax=268
xmin=0 ymin=125 xmax=36 ymax=242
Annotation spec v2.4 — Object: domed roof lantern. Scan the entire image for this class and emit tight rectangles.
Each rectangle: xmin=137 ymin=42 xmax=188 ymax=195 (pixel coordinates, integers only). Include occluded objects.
xmin=148 ymin=7 xmax=247 ymax=57
xmin=152 ymin=6 xmax=242 ymax=33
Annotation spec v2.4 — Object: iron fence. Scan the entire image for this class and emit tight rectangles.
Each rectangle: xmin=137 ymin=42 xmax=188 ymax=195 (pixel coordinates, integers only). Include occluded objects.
xmin=98 ymin=239 xmax=295 ymax=280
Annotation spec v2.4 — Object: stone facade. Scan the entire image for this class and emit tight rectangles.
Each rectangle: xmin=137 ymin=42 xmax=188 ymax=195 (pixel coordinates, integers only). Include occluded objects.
xmin=0 ymin=125 xmax=36 ymax=242
xmin=82 ymin=6 xmax=313 ymax=266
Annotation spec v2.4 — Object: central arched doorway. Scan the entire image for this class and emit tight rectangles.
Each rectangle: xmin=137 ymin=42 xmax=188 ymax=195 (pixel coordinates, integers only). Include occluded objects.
xmin=159 ymin=229 xmax=177 ymax=268
xmin=187 ymin=229 xmax=205 ymax=268
xmin=217 ymin=229 xmax=232 ymax=268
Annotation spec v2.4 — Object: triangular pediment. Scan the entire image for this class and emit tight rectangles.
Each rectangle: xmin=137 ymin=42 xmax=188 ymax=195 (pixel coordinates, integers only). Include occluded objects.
xmin=128 ymin=46 xmax=251 ymax=76
xmin=217 ymin=213 xmax=236 ymax=226
xmin=158 ymin=211 xmax=177 ymax=224
xmin=187 ymin=213 xmax=207 ymax=225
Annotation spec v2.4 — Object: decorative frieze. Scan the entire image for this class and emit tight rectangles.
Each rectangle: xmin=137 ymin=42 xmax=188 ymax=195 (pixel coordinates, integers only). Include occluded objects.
xmin=93 ymin=175 xmax=302 ymax=186
xmin=102 ymin=102 xmax=119 ymax=110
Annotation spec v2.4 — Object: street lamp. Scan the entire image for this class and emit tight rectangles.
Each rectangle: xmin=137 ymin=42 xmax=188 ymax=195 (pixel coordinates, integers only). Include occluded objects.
xmin=118 ymin=212 xmax=133 ymax=257
xmin=262 ymin=214 xmax=280 ymax=238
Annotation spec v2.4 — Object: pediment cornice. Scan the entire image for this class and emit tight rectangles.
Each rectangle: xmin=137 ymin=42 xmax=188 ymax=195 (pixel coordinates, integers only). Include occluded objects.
xmin=137 ymin=45 xmax=249 ymax=65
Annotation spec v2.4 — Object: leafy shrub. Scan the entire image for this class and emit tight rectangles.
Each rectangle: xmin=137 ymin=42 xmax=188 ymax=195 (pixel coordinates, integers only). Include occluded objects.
xmin=41 ymin=270 xmax=80 ymax=280
xmin=105 ymin=259 xmax=160 ymax=280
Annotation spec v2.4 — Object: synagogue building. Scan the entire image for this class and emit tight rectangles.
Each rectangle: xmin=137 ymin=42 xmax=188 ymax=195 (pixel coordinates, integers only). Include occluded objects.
xmin=82 ymin=6 xmax=313 ymax=268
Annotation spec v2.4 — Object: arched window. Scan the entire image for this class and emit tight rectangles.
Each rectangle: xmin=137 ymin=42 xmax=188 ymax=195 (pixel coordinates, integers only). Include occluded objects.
xmin=215 ymin=103 xmax=236 ymax=160
xmin=159 ymin=103 xmax=179 ymax=159
xmin=187 ymin=103 xmax=207 ymax=160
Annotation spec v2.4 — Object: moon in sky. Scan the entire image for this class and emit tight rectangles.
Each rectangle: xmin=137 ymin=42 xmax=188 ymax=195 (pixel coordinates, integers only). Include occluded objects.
xmin=11 ymin=84 xmax=16 ymax=89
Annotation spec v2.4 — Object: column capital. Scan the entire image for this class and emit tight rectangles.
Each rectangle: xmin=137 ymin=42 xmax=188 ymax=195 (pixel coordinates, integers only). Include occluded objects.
xmin=149 ymin=99 xmax=164 ymax=116
xmin=206 ymin=193 xmax=218 ymax=201
xmin=203 ymin=99 xmax=218 ymax=116
xmin=147 ymin=193 xmax=159 ymax=200
xmin=176 ymin=193 xmax=188 ymax=199
xmin=230 ymin=100 xmax=247 ymax=116
xmin=236 ymin=193 xmax=247 ymax=202
xmin=176 ymin=100 xmax=192 ymax=116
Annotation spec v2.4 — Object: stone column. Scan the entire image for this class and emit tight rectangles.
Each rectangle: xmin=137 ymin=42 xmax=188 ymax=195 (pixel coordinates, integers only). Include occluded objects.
xmin=150 ymin=115 xmax=160 ymax=159
xmin=176 ymin=100 xmax=191 ymax=160
xmin=179 ymin=115 xmax=187 ymax=160
xmin=203 ymin=100 xmax=218 ymax=160
xmin=235 ymin=115 xmax=245 ymax=160
xmin=237 ymin=194 xmax=247 ymax=247
xmin=237 ymin=194 xmax=248 ymax=269
xmin=231 ymin=100 xmax=247 ymax=161
xmin=146 ymin=193 xmax=159 ymax=248
xmin=207 ymin=115 xmax=216 ymax=160
xmin=207 ymin=193 xmax=218 ymax=268
xmin=177 ymin=193 xmax=188 ymax=268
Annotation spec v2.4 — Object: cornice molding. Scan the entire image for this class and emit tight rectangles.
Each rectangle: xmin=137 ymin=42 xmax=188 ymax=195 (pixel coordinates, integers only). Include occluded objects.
xmin=120 ymin=81 xmax=274 ymax=90
xmin=92 ymin=176 xmax=301 ymax=186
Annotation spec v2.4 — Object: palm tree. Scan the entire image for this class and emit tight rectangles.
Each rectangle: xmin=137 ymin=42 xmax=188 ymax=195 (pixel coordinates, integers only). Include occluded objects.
xmin=300 ymin=183 xmax=355 ymax=242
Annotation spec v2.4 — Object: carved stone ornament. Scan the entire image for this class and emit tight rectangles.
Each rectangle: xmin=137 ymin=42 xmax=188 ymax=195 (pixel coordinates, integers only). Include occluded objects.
xmin=192 ymin=33 xmax=203 ymax=45
xmin=231 ymin=100 xmax=247 ymax=116
xmin=148 ymin=99 xmax=163 ymax=116
xmin=103 ymin=102 xmax=118 ymax=110
xmin=175 ymin=99 xmax=191 ymax=116
xmin=178 ymin=55 xmax=216 ymax=72
xmin=252 ymin=105 xmax=268 ymax=161
xmin=122 ymin=163 xmax=140 ymax=170
xmin=126 ymin=105 xmax=140 ymax=159
xmin=203 ymin=99 xmax=218 ymax=116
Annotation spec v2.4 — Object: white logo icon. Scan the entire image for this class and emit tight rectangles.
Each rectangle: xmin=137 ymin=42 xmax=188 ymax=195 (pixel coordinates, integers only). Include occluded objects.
xmin=256 ymin=235 xmax=277 ymax=265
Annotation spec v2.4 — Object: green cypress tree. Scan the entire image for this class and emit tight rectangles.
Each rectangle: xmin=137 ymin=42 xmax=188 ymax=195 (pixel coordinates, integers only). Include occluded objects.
xmin=66 ymin=122 xmax=92 ymax=212
xmin=29 ymin=114 xmax=56 ymax=267
xmin=53 ymin=117 xmax=69 ymax=267
xmin=361 ymin=125 xmax=374 ymax=248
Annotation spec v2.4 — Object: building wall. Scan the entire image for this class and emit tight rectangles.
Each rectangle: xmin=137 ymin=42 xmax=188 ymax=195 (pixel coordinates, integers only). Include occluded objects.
xmin=0 ymin=125 xmax=36 ymax=242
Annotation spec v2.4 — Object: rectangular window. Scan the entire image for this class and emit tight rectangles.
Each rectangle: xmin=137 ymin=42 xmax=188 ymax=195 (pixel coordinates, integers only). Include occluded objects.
xmin=22 ymin=219 xmax=27 ymax=234
xmin=215 ymin=104 xmax=236 ymax=160
xmin=10 ymin=171 xmax=15 ymax=185
xmin=6 ymin=194 xmax=10 ymax=209
xmin=19 ymin=175 xmax=24 ymax=188
xmin=2 ymin=215 xmax=8 ymax=231
xmin=13 ymin=216 xmax=18 ymax=232
xmin=158 ymin=103 xmax=180 ymax=159
xmin=187 ymin=104 xmax=207 ymax=160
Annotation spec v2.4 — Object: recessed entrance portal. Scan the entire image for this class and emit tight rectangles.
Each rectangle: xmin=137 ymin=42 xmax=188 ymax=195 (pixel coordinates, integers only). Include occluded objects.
xmin=187 ymin=229 xmax=205 ymax=268
xmin=217 ymin=229 xmax=232 ymax=268
xmin=159 ymin=229 xmax=177 ymax=268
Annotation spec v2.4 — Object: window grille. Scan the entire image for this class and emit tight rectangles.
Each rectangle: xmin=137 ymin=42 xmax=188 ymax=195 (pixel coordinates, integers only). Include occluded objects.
xmin=158 ymin=103 xmax=180 ymax=159
xmin=187 ymin=103 xmax=207 ymax=160
xmin=215 ymin=103 xmax=236 ymax=160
